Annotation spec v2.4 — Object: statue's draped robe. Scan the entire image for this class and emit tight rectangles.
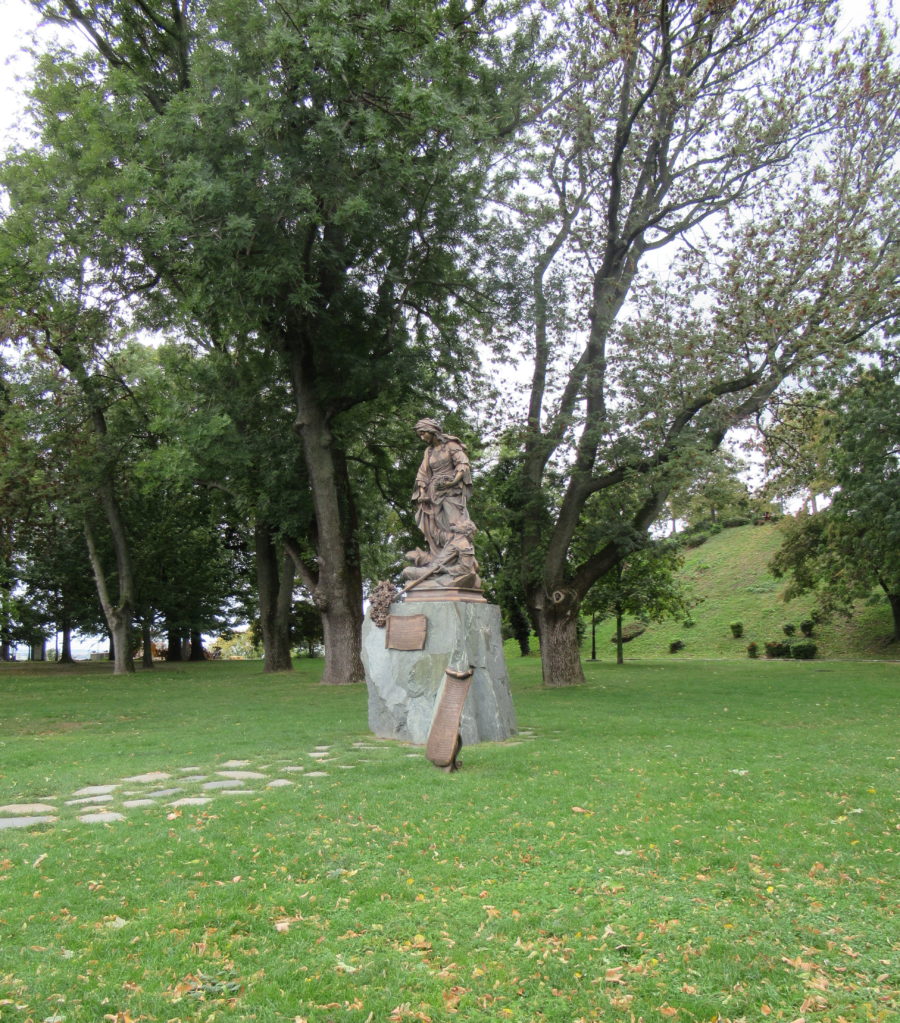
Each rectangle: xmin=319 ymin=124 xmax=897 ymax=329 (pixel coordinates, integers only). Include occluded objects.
xmin=413 ymin=439 xmax=472 ymax=557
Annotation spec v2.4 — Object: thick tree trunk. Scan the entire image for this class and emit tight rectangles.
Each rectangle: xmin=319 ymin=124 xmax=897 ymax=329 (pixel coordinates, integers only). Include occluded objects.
xmin=59 ymin=617 xmax=74 ymax=664
xmin=141 ymin=619 xmax=154 ymax=669
xmin=255 ymin=521 xmax=294 ymax=673
xmin=189 ymin=628 xmax=206 ymax=661
xmin=291 ymin=370 xmax=364 ymax=685
xmin=536 ymin=600 xmax=585 ymax=687
xmin=165 ymin=624 xmax=183 ymax=661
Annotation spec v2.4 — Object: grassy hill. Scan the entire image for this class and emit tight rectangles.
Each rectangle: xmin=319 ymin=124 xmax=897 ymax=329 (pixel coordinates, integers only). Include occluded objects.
xmin=587 ymin=522 xmax=899 ymax=661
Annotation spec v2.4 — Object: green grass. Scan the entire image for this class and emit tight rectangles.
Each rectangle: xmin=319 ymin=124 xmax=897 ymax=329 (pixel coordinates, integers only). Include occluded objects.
xmin=595 ymin=523 xmax=899 ymax=661
xmin=1 ymin=657 xmax=898 ymax=1023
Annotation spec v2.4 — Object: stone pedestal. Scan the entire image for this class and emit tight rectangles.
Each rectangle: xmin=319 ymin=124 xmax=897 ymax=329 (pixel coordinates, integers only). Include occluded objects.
xmin=362 ymin=598 xmax=517 ymax=746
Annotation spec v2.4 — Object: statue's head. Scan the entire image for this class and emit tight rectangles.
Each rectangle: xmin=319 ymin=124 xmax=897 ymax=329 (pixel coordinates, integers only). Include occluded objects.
xmin=414 ymin=417 xmax=442 ymax=442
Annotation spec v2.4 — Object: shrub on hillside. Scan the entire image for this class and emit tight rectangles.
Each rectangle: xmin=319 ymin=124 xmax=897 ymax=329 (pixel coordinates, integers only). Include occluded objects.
xmin=800 ymin=619 xmax=815 ymax=637
xmin=682 ymin=531 xmax=709 ymax=549
xmin=669 ymin=639 xmax=686 ymax=653
xmin=722 ymin=516 xmax=752 ymax=528
xmin=791 ymin=640 xmax=818 ymax=660
xmin=729 ymin=621 xmax=744 ymax=638
xmin=747 ymin=642 xmax=759 ymax=658
xmin=783 ymin=623 xmax=797 ymax=636
xmin=765 ymin=640 xmax=792 ymax=658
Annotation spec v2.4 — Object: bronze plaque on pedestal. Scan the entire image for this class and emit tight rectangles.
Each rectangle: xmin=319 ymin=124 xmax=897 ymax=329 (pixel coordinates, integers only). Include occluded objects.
xmin=385 ymin=614 xmax=428 ymax=650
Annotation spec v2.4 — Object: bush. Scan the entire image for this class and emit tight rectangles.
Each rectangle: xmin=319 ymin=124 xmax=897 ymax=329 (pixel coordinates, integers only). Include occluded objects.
xmin=800 ymin=619 xmax=815 ymax=637
xmin=722 ymin=516 xmax=752 ymax=528
xmin=764 ymin=640 xmax=791 ymax=659
xmin=729 ymin=621 xmax=744 ymax=638
xmin=791 ymin=640 xmax=818 ymax=660
xmin=683 ymin=618 xmax=696 ymax=628
xmin=669 ymin=640 xmax=685 ymax=653
xmin=747 ymin=642 xmax=759 ymax=659
xmin=783 ymin=623 xmax=797 ymax=637
xmin=682 ymin=531 xmax=709 ymax=549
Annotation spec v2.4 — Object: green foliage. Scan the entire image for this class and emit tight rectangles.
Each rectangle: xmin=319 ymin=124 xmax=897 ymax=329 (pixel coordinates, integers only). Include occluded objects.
xmin=668 ymin=639 xmax=685 ymax=653
xmin=769 ymin=352 xmax=900 ymax=641
xmin=783 ymin=622 xmax=797 ymax=636
xmin=790 ymin=640 xmax=818 ymax=660
xmin=764 ymin=640 xmax=791 ymax=659
xmin=800 ymin=618 xmax=816 ymax=637
xmin=729 ymin=621 xmax=744 ymax=638
xmin=746 ymin=641 xmax=759 ymax=658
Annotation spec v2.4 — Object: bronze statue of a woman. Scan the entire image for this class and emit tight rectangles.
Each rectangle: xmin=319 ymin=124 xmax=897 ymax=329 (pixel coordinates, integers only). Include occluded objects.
xmin=411 ymin=418 xmax=474 ymax=556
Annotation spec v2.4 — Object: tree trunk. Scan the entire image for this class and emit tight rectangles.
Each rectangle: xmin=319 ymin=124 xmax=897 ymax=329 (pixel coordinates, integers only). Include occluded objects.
xmin=59 ymin=616 xmax=74 ymax=664
xmin=615 ymin=610 xmax=624 ymax=665
xmin=165 ymin=624 xmax=183 ymax=661
xmin=589 ymin=613 xmax=597 ymax=661
xmin=888 ymin=592 xmax=900 ymax=643
xmin=290 ymin=369 xmax=365 ymax=685
xmin=536 ymin=600 xmax=585 ymax=687
xmin=189 ymin=628 xmax=206 ymax=661
xmin=141 ymin=619 xmax=154 ymax=669
xmin=255 ymin=521 xmax=294 ymax=673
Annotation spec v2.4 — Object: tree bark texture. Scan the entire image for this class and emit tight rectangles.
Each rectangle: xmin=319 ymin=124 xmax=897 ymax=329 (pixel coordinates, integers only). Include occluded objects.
xmin=84 ymin=520 xmax=135 ymax=675
xmin=255 ymin=521 xmax=294 ymax=673
xmin=290 ymin=367 xmax=365 ymax=685
xmin=536 ymin=599 xmax=586 ymax=687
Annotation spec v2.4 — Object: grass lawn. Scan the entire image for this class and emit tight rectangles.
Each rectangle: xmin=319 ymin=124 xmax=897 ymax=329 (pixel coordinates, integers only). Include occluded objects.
xmin=0 ymin=656 xmax=897 ymax=1023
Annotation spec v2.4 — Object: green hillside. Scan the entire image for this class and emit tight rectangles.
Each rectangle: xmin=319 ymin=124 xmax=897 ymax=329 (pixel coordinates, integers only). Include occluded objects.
xmin=588 ymin=522 xmax=899 ymax=661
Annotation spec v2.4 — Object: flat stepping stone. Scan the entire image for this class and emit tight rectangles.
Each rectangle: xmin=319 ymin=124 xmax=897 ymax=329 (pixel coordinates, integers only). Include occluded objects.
xmin=122 ymin=799 xmax=158 ymax=808
xmin=308 ymin=752 xmax=330 ymax=759
xmin=314 ymin=745 xmax=331 ymax=751
xmin=216 ymin=770 xmax=267 ymax=780
xmin=266 ymin=779 xmax=293 ymax=788
xmin=79 ymin=812 xmax=125 ymax=824
xmin=203 ymin=779 xmax=244 ymax=790
xmin=221 ymin=759 xmax=251 ymax=767
xmin=0 ymin=815 xmax=57 ymax=830
xmin=122 ymin=771 xmax=171 ymax=784
xmin=306 ymin=771 xmax=329 ymax=778
xmin=169 ymin=797 xmax=212 ymax=807
xmin=146 ymin=788 xmax=182 ymax=798
xmin=219 ymin=789 xmax=254 ymax=795
xmin=180 ymin=775 xmax=208 ymax=782
xmin=178 ymin=766 xmax=202 ymax=772
xmin=66 ymin=794 xmax=114 ymax=806
xmin=73 ymin=784 xmax=118 ymax=796
xmin=0 ymin=802 xmax=57 ymax=814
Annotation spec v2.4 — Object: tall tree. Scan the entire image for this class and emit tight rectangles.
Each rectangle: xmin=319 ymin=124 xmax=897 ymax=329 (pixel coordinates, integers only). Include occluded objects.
xmin=20 ymin=0 xmax=543 ymax=683
xmin=497 ymin=1 xmax=898 ymax=684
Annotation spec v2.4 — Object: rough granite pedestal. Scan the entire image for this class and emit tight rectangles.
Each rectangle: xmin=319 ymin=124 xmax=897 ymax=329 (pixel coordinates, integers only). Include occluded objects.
xmin=362 ymin=596 xmax=517 ymax=747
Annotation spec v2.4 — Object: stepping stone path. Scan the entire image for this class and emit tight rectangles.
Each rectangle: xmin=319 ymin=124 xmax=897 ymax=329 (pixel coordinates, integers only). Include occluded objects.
xmin=0 ymin=733 xmax=536 ymax=833
xmin=0 ymin=743 xmax=345 ymax=832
